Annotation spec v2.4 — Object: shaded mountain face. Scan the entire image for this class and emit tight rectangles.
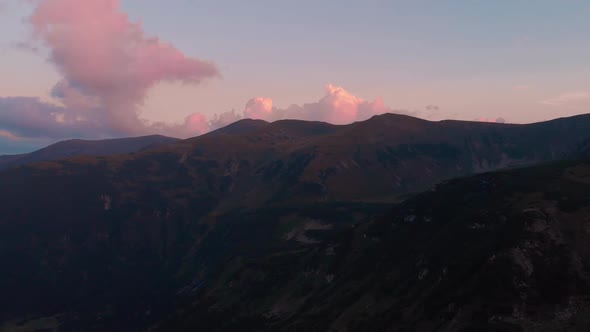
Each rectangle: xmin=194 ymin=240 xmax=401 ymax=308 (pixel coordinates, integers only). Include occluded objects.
xmin=153 ymin=160 xmax=590 ymax=332
xmin=1 ymin=114 xmax=590 ymax=331
xmin=0 ymin=135 xmax=179 ymax=171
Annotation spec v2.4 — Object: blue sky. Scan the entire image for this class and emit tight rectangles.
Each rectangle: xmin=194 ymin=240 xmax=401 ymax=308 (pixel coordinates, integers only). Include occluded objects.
xmin=1 ymin=0 xmax=590 ymax=153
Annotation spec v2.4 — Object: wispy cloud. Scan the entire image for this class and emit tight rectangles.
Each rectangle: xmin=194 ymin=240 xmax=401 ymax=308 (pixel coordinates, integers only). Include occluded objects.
xmin=539 ymin=91 xmax=590 ymax=107
xmin=0 ymin=129 xmax=22 ymax=141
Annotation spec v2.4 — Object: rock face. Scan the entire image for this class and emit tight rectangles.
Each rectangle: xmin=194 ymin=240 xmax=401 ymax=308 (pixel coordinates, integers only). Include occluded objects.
xmin=1 ymin=114 xmax=590 ymax=331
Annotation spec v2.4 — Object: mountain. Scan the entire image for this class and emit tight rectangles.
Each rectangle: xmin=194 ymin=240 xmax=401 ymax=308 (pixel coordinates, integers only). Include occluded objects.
xmin=1 ymin=113 xmax=590 ymax=331
xmin=152 ymin=159 xmax=590 ymax=332
xmin=207 ymin=118 xmax=270 ymax=136
xmin=162 ymin=113 xmax=590 ymax=205
xmin=0 ymin=134 xmax=179 ymax=171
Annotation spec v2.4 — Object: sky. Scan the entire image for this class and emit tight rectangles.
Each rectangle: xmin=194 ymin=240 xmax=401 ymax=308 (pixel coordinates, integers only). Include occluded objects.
xmin=1 ymin=0 xmax=590 ymax=154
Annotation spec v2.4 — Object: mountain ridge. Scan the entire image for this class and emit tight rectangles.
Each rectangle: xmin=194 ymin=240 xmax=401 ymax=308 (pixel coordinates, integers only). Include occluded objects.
xmin=2 ymin=113 xmax=590 ymax=331
xmin=0 ymin=134 xmax=179 ymax=171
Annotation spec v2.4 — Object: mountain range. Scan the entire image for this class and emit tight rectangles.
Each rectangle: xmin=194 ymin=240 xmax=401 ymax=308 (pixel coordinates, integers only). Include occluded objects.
xmin=1 ymin=113 xmax=590 ymax=332
xmin=0 ymin=135 xmax=179 ymax=171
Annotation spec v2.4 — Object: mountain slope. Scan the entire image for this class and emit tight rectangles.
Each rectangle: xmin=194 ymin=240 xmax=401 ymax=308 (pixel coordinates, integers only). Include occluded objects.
xmin=152 ymin=160 xmax=590 ymax=332
xmin=1 ymin=113 xmax=590 ymax=331
xmin=0 ymin=134 xmax=179 ymax=170
xmin=142 ymin=113 xmax=590 ymax=206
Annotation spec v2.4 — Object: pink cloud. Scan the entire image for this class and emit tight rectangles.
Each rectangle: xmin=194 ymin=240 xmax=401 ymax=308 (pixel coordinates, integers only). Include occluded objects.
xmin=0 ymin=129 xmax=21 ymax=141
xmin=2 ymin=80 xmax=403 ymax=141
xmin=240 ymin=84 xmax=391 ymax=124
xmin=321 ymin=84 xmax=364 ymax=124
xmin=178 ymin=112 xmax=210 ymax=137
xmin=2 ymin=1 xmax=407 ymax=143
xmin=27 ymin=0 xmax=218 ymax=137
xmin=244 ymin=97 xmax=274 ymax=121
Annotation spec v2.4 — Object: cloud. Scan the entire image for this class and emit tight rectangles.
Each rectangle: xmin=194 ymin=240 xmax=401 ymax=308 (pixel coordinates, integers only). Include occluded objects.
xmin=0 ymin=129 xmax=21 ymax=141
xmin=240 ymin=84 xmax=391 ymax=124
xmin=0 ymin=96 xmax=114 ymax=139
xmin=7 ymin=0 xmax=219 ymax=140
xmin=474 ymin=117 xmax=508 ymax=124
xmin=244 ymin=97 xmax=274 ymax=121
xmin=12 ymin=41 xmax=40 ymax=54
xmin=2 ymin=83 xmax=397 ymax=142
xmin=1 ymin=81 xmax=406 ymax=143
xmin=2 ymin=0 xmax=410 ymax=144
xmin=539 ymin=91 xmax=590 ymax=107
xmin=209 ymin=109 xmax=243 ymax=130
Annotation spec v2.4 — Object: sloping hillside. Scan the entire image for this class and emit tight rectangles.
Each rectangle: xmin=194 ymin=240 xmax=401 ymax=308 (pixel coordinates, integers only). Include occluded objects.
xmin=153 ymin=160 xmax=590 ymax=332
xmin=1 ymin=114 xmax=590 ymax=331
xmin=0 ymin=134 xmax=179 ymax=171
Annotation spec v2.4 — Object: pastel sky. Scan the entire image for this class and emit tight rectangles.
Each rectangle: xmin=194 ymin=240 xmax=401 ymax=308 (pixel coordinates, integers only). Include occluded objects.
xmin=1 ymin=0 xmax=590 ymax=154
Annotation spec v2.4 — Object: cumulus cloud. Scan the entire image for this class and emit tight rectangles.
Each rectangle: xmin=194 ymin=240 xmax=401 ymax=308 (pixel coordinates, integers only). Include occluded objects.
xmin=239 ymin=84 xmax=391 ymax=124
xmin=3 ymin=0 xmax=407 ymax=144
xmin=2 ymin=82 xmax=400 ymax=143
xmin=244 ymin=97 xmax=274 ymax=121
xmin=0 ymin=0 xmax=219 ymax=142
xmin=2 ymin=0 xmax=406 ymax=144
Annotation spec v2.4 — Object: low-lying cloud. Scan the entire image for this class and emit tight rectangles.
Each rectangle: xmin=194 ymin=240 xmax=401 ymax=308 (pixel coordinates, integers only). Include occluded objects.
xmin=1 ymin=82 xmax=395 ymax=142
xmin=236 ymin=84 xmax=390 ymax=125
